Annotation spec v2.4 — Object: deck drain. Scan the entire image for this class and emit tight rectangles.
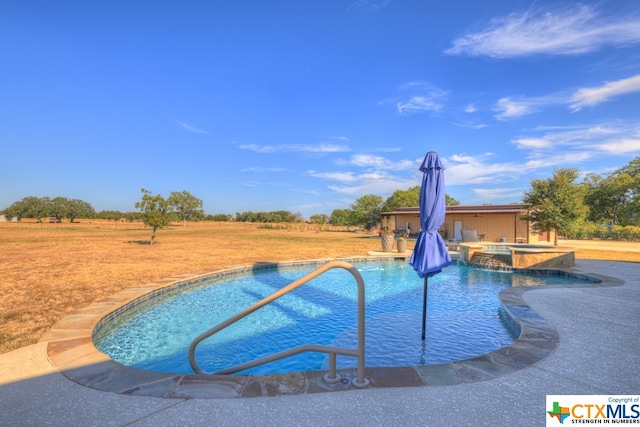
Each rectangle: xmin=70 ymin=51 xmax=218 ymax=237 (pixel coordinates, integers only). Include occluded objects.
xmin=341 ymin=378 xmax=349 ymax=384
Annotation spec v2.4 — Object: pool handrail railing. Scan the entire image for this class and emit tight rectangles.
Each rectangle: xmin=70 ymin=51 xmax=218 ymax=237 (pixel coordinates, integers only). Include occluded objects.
xmin=187 ymin=260 xmax=370 ymax=388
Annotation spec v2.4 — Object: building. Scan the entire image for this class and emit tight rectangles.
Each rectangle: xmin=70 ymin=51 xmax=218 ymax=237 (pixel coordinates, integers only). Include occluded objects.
xmin=381 ymin=204 xmax=554 ymax=244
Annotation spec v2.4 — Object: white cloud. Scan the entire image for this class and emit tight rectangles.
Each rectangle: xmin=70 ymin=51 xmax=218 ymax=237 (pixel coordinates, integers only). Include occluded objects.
xmin=177 ymin=121 xmax=209 ymax=135
xmin=525 ymin=151 xmax=593 ymax=167
xmin=371 ymin=146 xmax=403 ymax=153
xmin=398 ymin=81 xmax=434 ymax=91
xmin=450 ymin=120 xmax=488 ymax=129
xmin=359 ymin=172 xmax=389 ymax=181
xmin=311 ymin=168 xmax=403 ymax=195
xmin=512 ymin=122 xmax=640 ymax=156
xmin=569 ymin=74 xmax=640 ymax=111
xmin=303 ymin=144 xmax=351 ymax=153
xmin=239 ymin=143 xmax=350 ymax=153
xmin=349 ymin=154 xmax=416 ymax=170
xmin=392 ymin=82 xmax=448 ymax=115
xmin=311 ymin=123 xmax=638 ymax=205
xmin=494 ymin=91 xmax=572 ymax=119
xmin=308 ymin=153 xmax=417 ymax=185
xmin=308 ymin=152 xmax=420 ymax=198
xmin=445 ymin=153 xmax=523 ymax=185
xmin=241 ymin=167 xmax=288 ymax=172
xmin=464 ymin=104 xmax=477 ymax=113
xmin=239 ymin=144 xmax=277 ymax=153
xmin=493 ymin=97 xmax=535 ymax=120
xmin=446 ymin=4 xmax=640 ymax=58
xmin=591 ymin=136 xmax=640 ymax=155
xmin=327 ymin=176 xmax=415 ymax=197
xmin=347 ymin=0 xmax=389 ymax=12
xmin=443 ymin=151 xmax=592 ymax=187
xmin=490 ymin=73 xmax=640 ymax=119
xmin=473 ymin=187 xmax=524 ymax=201
xmin=512 ymin=138 xmax=552 ymax=150
xmin=309 ymin=127 xmax=639 ymax=204
xmin=329 ymin=135 xmax=350 ymax=142
xmin=396 ymin=96 xmax=443 ymax=115
xmin=308 ymin=171 xmax=359 ymax=183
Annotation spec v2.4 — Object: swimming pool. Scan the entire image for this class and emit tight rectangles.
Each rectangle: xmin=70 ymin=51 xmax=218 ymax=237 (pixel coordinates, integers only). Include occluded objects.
xmin=94 ymin=260 xmax=591 ymax=376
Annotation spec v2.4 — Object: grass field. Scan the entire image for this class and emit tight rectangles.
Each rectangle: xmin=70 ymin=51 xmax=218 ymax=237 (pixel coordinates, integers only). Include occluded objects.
xmin=1 ymin=219 xmax=639 ymax=355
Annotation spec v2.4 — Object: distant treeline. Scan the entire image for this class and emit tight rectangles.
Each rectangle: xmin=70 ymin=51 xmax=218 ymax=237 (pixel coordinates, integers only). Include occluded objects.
xmin=0 ymin=197 xmax=315 ymax=224
xmin=3 ymin=156 xmax=639 ymax=240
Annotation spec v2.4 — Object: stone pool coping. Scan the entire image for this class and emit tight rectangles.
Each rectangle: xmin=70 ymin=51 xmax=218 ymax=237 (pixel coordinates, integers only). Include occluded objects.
xmin=39 ymin=257 xmax=624 ymax=399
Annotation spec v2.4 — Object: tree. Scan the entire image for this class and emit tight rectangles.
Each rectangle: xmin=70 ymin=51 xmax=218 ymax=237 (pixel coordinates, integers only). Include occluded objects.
xmin=382 ymin=186 xmax=459 ymax=212
xmin=583 ymin=157 xmax=640 ymax=226
xmin=48 ymin=197 xmax=68 ymax=222
xmin=350 ymin=194 xmax=384 ymax=231
xmin=309 ymin=213 xmax=329 ymax=230
xmin=522 ymin=169 xmax=587 ymax=245
xmin=167 ymin=190 xmax=204 ymax=226
xmin=97 ymin=210 xmax=126 ymax=227
xmin=45 ymin=197 xmax=96 ymax=223
xmin=445 ymin=194 xmax=460 ymax=206
xmin=2 ymin=197 xmax=28 ymax=221
xmin=330 ymin=209 xmax=358 ymax=227
xmin=135 ymin=189 xmax=171 ymax=245
xmin=234 ymin=210 xmax=299 ymax=223
xmin=2 ymin=196 xmax=50 ymax=222
xmin=65 ymin=199 xmax=96 ymax=222
xmin=205 ymin=213 xmax=233 ymax=221
xmin=2 ymin=196 xmax=95 ymax=222
xmin=309 ymin=213 xmax=329 ymax=224
xmin=124 ymin=211 xmax=142 ymax=222
xmin=97 ymin=210 xmax=125 ymax=220
xmin=382 ymin=186 xmax=420 ymax=212
xmin=616 ymin=157 xmax=640 ymax=224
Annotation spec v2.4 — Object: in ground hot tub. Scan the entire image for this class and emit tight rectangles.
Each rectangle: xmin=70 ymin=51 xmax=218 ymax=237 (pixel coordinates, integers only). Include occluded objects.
xmin=459 ymin=243 xmax=576 ymax=269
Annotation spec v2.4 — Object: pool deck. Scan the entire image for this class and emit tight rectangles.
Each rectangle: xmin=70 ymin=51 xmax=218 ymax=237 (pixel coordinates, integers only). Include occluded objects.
xmin=1 ymin=259 xmax=639 ymax=426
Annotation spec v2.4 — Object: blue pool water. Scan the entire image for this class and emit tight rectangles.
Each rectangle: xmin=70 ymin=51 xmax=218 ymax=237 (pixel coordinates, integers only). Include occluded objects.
xmin=94 ymin=261 xmax=587 ymax=375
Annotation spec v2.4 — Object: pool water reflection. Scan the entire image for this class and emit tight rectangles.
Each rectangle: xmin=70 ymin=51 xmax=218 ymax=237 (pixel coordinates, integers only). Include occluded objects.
xmin=94 ymin=260 xmax=589 ymax=375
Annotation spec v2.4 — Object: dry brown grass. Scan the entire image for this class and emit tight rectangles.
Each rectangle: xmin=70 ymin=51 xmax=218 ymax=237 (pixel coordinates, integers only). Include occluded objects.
xmin=0 ymin=220 xmax=382 ymax=353
xmin=1 ymin=220 xmax=638 ymax=354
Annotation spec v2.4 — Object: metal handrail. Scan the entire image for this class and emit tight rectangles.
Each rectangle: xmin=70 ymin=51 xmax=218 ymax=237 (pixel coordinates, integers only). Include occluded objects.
xmin=188 ymin=260 xmax=369 ymax=388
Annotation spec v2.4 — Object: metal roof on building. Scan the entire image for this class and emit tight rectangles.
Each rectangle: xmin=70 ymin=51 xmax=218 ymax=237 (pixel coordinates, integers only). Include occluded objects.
xmin=382 ymin=204 xmax=529 ymax=216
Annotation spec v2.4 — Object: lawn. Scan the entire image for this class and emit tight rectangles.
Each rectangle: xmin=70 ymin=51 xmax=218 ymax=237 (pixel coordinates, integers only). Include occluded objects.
xmin=1 ymin=219 xmax=638 ymax=354
xmin=0 ymin=220 xmax=382 ymax=353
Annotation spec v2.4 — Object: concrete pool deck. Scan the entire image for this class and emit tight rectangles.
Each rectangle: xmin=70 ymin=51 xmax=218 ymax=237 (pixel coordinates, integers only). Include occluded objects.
xmin=1 ymin=259 xmax=639 ymax=426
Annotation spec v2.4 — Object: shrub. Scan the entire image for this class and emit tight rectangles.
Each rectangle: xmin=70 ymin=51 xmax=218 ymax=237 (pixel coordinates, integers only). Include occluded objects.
xmin=570 ymin=223 xmax=640 ymax=241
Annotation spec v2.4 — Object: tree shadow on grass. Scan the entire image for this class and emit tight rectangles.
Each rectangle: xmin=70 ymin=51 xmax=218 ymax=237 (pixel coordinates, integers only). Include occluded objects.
xmin=127 ymin=240 xmax=153 ymax=245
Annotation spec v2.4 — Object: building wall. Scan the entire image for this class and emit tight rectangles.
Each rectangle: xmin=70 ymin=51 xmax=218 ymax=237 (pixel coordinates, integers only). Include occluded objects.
xmin=382 ymin=215 xmax=421 ymax=236
xmin=384 ymin=213 xmax=544 ymax=243
xmin=441 ymin=213 xmax=529 ymax=243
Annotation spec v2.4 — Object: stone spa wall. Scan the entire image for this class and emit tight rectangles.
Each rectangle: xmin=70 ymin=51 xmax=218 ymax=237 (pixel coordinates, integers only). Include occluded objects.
xmin=459 ymin=243 xmax=576 ymax=269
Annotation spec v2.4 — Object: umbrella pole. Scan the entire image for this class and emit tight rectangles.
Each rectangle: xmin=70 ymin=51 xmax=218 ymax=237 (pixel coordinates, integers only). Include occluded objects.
xmin=421 ymin=277 xmax=428 ymax=341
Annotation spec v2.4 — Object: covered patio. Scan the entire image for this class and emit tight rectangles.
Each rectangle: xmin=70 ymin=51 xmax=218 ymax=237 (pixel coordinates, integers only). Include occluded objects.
xmin=381 ymin=204 xmax=554 ymax=244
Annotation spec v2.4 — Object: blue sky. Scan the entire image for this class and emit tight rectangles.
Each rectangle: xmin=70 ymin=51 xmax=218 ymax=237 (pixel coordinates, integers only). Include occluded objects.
xmin=2 ymin=1 xmax=640 ymax=219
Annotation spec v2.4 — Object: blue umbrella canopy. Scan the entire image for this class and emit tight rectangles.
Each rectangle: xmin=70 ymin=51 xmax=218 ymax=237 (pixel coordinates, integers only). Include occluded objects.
xmin=409 ymin=151 xmax=452 ymax=341
xmin=409 ymin=151 xmax=452 ymax=278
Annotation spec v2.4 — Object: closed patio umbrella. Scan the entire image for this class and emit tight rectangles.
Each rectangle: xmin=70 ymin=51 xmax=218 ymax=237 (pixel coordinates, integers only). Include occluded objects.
xmin=409 ymin=151 xmax=452 ymax=340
